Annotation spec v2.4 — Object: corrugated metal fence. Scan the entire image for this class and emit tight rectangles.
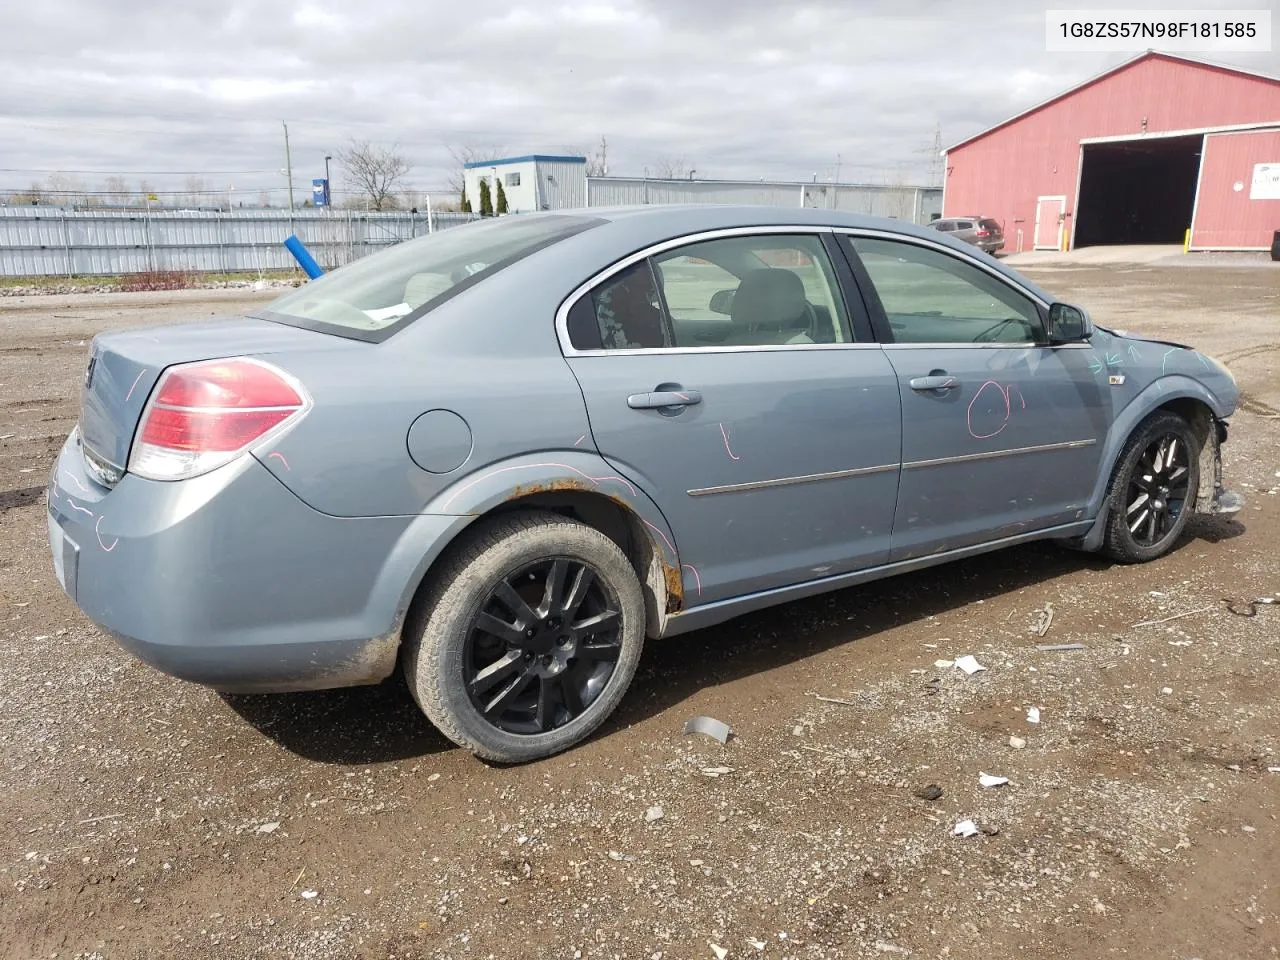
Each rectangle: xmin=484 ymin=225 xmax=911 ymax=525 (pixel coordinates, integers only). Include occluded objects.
xmin=0 ymin=207 xmax=480 ymax=277
xmin=0 ymin=183 xmax=942 ymax=277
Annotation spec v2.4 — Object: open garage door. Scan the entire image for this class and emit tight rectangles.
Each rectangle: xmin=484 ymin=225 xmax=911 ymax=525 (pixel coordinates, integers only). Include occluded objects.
xmin=1074 ymin=135 xmax=1202 ymax=247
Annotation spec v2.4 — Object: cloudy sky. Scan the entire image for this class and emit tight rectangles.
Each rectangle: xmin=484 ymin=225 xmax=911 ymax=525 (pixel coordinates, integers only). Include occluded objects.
xmin=2 ymin=0 xmax=1276 ymax=203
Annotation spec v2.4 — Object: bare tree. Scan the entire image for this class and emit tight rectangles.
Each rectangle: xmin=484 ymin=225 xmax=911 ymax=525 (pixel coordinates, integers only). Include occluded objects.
xmin=184 ymin=175 xmax=208 ymax=207
xmin=102 ymin=175 xmax=130 ymax=207
xmin=651 ymin=156 xmax=696 ymax=179
xmin=338 ymin=139 xmax=411 ymax=211
xmin=445 ymin=143 xmax=507 ymax=197
xmin=562 ymin=139 xmax=608 ymax=176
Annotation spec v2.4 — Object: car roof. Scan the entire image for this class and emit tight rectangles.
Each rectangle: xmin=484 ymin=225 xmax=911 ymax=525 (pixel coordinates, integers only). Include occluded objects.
xmin=531 ymin=203 xmax=961 ymax=248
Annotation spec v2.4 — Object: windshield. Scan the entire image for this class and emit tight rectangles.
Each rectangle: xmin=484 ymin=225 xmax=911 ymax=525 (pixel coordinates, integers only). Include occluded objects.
xmin=258 ymin=214 xmax=602 ymax=341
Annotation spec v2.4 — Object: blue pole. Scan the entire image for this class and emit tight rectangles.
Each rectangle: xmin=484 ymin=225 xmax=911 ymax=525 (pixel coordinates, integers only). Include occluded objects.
xmin=283 ymin=234 xmax=324 ymax=279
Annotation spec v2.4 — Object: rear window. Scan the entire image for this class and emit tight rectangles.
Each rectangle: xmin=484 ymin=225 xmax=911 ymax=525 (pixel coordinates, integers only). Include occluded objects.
xmin=980 ymin=219 xmax=1002 ymax=232
xmin=955 ymin=220 xmax=974 ymax=230
xmin=258 ymin=214 xmax=602 ymax=341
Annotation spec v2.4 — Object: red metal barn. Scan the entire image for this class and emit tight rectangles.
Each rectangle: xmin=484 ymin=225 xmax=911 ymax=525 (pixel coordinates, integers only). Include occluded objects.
xmin=942 ymin=52 xmax=1280 ymax=252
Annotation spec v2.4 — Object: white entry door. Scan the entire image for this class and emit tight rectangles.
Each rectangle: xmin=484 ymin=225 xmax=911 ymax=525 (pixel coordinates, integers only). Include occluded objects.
xmin=1034 ymin=196 xmax=1066 ymax=250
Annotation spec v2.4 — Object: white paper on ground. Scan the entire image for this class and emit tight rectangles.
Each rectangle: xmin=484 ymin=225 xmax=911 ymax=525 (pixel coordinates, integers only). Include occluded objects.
xmin=954 ymin=655 xmax=986 ymax=675
xmin=1027 ymin=706 xmax=1041 ymax=723
xmin=979 ymin=773 xmax=1009 ymax=788
xmin=953 ymin=819 xmax=979 ymax=837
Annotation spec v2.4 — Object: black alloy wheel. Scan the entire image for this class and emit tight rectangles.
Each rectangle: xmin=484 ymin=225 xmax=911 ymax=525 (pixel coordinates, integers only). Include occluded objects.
xmin=463 ymin=557 xmax=622 ymax=735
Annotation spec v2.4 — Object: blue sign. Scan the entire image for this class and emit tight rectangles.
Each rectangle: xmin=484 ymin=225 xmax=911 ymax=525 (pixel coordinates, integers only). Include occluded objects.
xmin=311 ymin=178 xmax=330 ymax=207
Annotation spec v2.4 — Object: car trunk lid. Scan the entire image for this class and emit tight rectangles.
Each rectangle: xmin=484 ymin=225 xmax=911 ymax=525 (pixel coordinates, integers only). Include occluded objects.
xmin=78 ymin=316 xmax=345 ymax=484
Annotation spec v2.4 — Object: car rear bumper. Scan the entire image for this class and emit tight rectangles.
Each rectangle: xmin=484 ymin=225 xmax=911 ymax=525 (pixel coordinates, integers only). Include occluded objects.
xmin=46 ymin=430 xmax=465 ymax=693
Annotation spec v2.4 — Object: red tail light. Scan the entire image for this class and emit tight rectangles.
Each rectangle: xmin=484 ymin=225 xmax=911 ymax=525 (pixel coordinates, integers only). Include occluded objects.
xmin=974 ymin=229 xmax=990 ymax=237
xmin=130 ymin=358 xmax=309 ymax=480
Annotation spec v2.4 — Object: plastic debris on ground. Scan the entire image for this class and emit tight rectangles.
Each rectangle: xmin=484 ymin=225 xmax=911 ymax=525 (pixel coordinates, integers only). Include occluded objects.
xmin=710 ymin=943 xmax=728 ymax=960
xmin=953 ymin=819 xmax=980 ymax=837
xmin=953 ymin=655 xmax=986 ymax=675
xmin=300 ymin=890 xmax=318 ymax=900
xmin=1027 ymin=706 xmax=1041 ymax=724
xmin=684 ymin=716 xmax=732 ymax=744
xmin=979 ymin=773 xmax=1009 ymax=788
xmin=1036 ymin=643 xmax=1086 ymax=652
xmin=701 ymin=766 xmax=734 ymax=778
xmin=1034 ymin=601 xmax=1055 ymax=637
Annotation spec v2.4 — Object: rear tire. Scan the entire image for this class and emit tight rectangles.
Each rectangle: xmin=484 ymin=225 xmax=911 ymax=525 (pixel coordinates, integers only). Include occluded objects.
xmin=403 ymin=510 xmax=645 ymax=763
xmin=1101 ymin=411 xmax=1200 ymax=563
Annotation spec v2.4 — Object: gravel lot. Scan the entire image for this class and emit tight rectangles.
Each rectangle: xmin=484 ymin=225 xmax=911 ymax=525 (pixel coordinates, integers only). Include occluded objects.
xmin=2 ymin=264 xmax=1278 ymax=960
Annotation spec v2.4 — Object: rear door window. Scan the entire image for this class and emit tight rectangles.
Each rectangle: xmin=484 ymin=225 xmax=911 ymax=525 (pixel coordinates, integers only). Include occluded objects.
xmin=954 ymin=220 xmax=974 ymax=231
xmin=980 ymin=218 xmax=1002 ymax=233
xmin=567 ymin=233 xmax=854 ymax=350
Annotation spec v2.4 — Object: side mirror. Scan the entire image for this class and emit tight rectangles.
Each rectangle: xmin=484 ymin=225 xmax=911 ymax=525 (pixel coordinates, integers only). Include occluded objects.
xmin=1047 ymin=302 xmax=1092 ymax=343
xmin=709 ymin=289 xmax=735 ymax=315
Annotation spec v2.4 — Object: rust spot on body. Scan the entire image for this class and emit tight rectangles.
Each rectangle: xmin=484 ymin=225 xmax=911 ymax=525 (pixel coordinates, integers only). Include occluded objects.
xmin=662 ymin=562 xmax=684 ymax=613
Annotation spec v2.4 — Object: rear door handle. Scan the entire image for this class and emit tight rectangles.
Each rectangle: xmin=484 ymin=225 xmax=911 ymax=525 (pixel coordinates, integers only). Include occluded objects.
xmin=908 ymin=375 xmax=959 ymax=392
xmin=627 ymin=389 xmax=703 ymax=409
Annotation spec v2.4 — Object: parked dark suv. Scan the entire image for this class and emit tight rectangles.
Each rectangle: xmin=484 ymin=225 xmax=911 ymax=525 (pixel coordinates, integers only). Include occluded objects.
xmin=928 ymin=216 xmax=1005 ymax=255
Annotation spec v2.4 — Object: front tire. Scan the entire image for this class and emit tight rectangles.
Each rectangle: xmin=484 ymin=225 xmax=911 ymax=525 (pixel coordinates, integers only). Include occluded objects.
xmin=404 ymin=510 xmax=646 ymax=763
xmin=1101 ymin=411 xmax=1200 ymax=563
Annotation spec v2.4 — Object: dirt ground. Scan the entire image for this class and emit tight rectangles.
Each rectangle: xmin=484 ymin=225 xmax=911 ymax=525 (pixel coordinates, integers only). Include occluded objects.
xmin=2 ymin=263 xmax=1278 ymax=960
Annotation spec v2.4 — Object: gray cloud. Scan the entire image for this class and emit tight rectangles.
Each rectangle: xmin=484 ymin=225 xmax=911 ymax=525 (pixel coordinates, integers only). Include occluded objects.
xmin=1 ymin=0 xmax=1275 ymax=201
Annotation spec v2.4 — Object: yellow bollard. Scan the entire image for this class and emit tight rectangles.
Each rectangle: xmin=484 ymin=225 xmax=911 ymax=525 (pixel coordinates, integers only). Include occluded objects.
xmin=1183 ymin=228 xmax=1191 ymax=253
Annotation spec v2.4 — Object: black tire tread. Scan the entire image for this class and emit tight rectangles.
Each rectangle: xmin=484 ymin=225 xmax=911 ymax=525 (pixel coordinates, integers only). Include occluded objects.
xmin=1100 ymin=411 xmax=1199 ymax=564
xmin=403 ymin=510 xmax=644 ymax=763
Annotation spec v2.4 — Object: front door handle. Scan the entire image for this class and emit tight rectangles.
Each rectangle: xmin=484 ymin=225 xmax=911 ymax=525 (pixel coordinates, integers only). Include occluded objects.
xmin=908 ymin=374 xmax=959 ymax=392
xmin=627 ymin=389 xmax=703 ymax=409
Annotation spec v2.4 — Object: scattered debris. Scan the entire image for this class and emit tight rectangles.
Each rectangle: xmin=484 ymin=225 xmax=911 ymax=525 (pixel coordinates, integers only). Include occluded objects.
xmin=933 ymin=659 xmax=954 ymax=669
xmin=953 ymin=655 xmax=986 ymax=675
xmin=77 ymin=813 xmax=125 ymax=825
xmin=1161 ymin=687 xmax=1174 ymax=695
xmin=792 ymin=724 xmax=805 ymax=736
xmin=426 ymin=773 xmax=441 ymax=782
xmin=1033 ymin=601 xmax=1055 ymax=637
xmin=809 ymin=693 xmax=857 ymax=706
xmin=300 ymin=890 xmax=318 ymax=900
xmin=1009 ymin=736 xmax=1026 ymax=750
xmin=644 ymin=805 xmax=665 ymax=824
xmin=701 ymin=766 xmax=734 ymax=778
xmin=1027 ymin=707 xmax=1041 ymax=724
xmin=607 ymin=851 xmax=636 ymax=862
xmin=255 ymin=821 xmax=281 ymax=835
xmin=291 ymin=868 xmax=306 ymax=888
xmin=710 ymin=943 xmax=728 ymax=960
xmin=1131 ymin=605 xmax=1215 ymax=628
xmin=914 ymin=784 xmax=943 ymax=801
xmin=1268 ymin=767 xmax=1280 ymax=773
xmin=873 ymin=943 xmax=910 ymax=955
xmin=684 ymin=716 xmax=732 ymax=744
xmin=979 ymin=773 xmax=1009 ymax=788
xmin=1036 ymin=643 xmax=1086 ymax=652
xmin=747 ymin=938 xmax=767 ymax=951
xmin=953 ymin=820 xmax=980 ymax=838
xmin=1225 ymin=598 xmax=1259 ymax=617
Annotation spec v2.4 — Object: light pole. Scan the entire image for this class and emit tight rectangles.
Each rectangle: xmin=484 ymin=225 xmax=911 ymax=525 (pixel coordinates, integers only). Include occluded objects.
xmin=324 ymin=155 xmax=332 ymax=207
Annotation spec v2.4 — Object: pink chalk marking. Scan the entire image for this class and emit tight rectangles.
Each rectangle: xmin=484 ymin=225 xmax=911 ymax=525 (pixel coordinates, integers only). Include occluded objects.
xmin=718 ymin=423 xmax=741 ymax=461
xmin=124 ymin=369 xmax=146 ymax=403
xmin=673 ymin=392 xmax=690 ymax=401
xmin=681 ymin=563 xmax=703 ymax=596
xmin=65 ymin=499 xmax=95 ymax=518
xmin=267 ymin=451 xmax=291 ymax=471
xmin=439 ymin=462 xmax=637 ymax=512
xmin=966 ymin=379 xmax=1025 ymax=440
xmin=641 ymin=518 xmax=678 ymax=561
xmin=574 ymin=435 xmax=586 ymax=446
xmin=94 ymin=515 xmax=118 ymax=552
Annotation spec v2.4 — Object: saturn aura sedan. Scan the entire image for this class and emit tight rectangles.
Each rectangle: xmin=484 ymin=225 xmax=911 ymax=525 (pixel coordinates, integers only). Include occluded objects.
xmin=47 ymin=205 xmax=1243 ymax=762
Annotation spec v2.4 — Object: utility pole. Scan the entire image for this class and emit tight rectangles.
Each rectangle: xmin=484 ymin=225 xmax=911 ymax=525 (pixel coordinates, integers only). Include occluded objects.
xmin=283 ymin=123 xmax=296 ymax=211
xmin=831 ymin=152 xmax=842 ymax=208
xmin=913 ymin=122 xmax=943 ymax=188
xmin=599 ymin=135 xmax=608 ymax=176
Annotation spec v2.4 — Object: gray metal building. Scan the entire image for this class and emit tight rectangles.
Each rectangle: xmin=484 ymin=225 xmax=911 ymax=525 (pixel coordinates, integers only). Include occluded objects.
xmin=586 ymin=176 xmax=941 ymax=224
